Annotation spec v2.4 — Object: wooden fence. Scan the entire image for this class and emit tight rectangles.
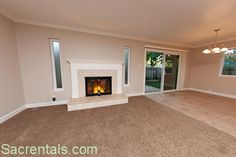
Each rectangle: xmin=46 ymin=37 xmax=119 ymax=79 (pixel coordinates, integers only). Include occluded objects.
xmin=146 ymin=67 xmax=162 ymax=80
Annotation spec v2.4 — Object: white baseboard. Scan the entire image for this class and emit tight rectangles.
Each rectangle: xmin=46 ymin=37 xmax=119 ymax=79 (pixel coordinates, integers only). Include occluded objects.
xmin=126 ymin=93 xmax=144 ymax=97
xmin=25 ymin=100 xmax=68 ymax=108
xmin=144 ymin=89 xmax=187 ymax=96
xmin=0 ymin=105 xmax=26 ymax=124
xmin=2 ymin=88 xmax=234 ymax=124
xmin=131 ymin=88 xmax=236 ymax=100
xmin=0 ymin=100 xmax=68 ymax=124
xmin=127 ymin=89 xmax=188 ymax=97
xmin=187 ymin=88 xmax=236 ymax=99
xmin=177 ymin=88 xmax=189 ymax=91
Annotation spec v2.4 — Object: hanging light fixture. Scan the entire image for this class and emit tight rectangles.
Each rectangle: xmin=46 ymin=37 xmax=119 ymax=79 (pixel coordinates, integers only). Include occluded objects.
xmin=202 ymin=29 xmax=228 ymax=54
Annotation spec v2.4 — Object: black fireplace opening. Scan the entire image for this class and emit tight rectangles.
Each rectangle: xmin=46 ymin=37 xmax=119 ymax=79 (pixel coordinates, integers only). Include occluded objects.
xmin=85 ymin=76 xmax=112 ymax=96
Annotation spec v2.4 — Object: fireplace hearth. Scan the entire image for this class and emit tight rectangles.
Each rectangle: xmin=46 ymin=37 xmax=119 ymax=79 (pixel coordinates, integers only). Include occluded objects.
xmin=85 ymin=76 xmax=112 ymax=96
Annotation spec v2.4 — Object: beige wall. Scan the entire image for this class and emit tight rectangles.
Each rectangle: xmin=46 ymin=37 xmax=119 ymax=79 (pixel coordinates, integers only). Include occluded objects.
xmin=0 ymin=14 xmax=25 ymax=117
xmin=15 ymin=23 xmax=190 ymax=104
xmin=189 ymin=40 xmax=236 ymax=96
xmin=184 ymin=49 xmax=193 ymax=88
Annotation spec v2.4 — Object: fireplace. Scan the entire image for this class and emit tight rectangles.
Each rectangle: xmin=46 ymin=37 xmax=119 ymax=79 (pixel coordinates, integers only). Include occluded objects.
xmin=85 ymin=76 xmax=112 ymax=96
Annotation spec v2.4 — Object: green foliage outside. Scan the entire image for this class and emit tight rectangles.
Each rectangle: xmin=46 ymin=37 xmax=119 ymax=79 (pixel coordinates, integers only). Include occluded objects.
xmin=222 ymin=55 xmax=236 ymax=75
xmin=146 ymin=52 xmax=163 ymax=67
xmin=224 ymin=56 xmax=236 ymax=68
xmin=165 ymin=59 xmax=173 ymax=68
xmin=145 ymin=81 xmax=161 ymax=89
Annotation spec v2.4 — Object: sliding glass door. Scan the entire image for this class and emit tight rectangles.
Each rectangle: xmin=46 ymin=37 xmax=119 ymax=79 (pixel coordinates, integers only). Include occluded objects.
xmin=144 ymin=49 xmax=180 ymax=93
xmin=164 ymin=54 xmax=179 ymax=91
xmin=145 ymin=51 xmax=163 ymax=93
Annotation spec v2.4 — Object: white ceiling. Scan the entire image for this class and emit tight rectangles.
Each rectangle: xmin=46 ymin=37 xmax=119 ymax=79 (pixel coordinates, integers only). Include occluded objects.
xmin=1 ymin=0 xmax=236 ymax=47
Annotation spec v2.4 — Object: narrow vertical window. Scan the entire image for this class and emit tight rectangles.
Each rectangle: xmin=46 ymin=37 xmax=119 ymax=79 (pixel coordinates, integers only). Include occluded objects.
xmin=50 ymin=39 xmax=63 ymax=90
xmin=124 ymin=47 xmax=130 ymax=85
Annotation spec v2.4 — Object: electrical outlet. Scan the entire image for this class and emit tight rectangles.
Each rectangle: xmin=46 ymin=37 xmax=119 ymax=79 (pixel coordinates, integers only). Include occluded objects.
xmin=52 ymin=96 xmax=56 ymax=102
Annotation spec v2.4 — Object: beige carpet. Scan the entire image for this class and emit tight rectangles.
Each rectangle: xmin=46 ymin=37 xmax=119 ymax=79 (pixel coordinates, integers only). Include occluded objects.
xmin=1 ymin=96 xmax=236 ymax=156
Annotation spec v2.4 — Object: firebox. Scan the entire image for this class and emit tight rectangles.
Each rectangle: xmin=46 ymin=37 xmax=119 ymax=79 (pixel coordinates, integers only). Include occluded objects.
xmin=85 ymin=76 xmax=112 ymax=96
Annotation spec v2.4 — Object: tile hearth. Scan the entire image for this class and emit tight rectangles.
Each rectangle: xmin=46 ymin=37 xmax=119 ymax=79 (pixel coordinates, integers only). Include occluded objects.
xmin=67 ymin=94 xmax=128 ymax=111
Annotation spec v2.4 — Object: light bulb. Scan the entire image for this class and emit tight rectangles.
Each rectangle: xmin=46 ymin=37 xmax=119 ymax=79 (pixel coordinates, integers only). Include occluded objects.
xmin=202 ymin=49 xmax=211 ymax=54
xmin=220 ymin=47 xmax=228 ymax=53
xmin=212 ymin=47 xmax=221 ymax=53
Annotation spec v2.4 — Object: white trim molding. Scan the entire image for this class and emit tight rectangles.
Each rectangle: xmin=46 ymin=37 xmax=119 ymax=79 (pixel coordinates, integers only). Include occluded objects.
xmin=0 ymin=105 xmax=26 ymax=124
xmin=68 ymin=60 xmax=123 ymax=98
xmin=124 ymin=47 xmax=131 ymax=86
xmin=218 ymin=49 xmax=236 ymax=78
xmin=127 ymin=88 xmax=236 ymax=100
xmin=2 ymin=7 xmax=236 ymax=50
xmin=0 ymin=100 xmax=68 ymax=124
xmin=126 ymin=93 xmax=144 ymax=97
xmin=144 ymin=45 xmax=189 ymax=53
xmin=128 ymin=88 xmax=188 ymax=97
xmin=187 ymin=88 xmax=236 ymax=99
xmin=193 ymin=37 xmax=236 ymax=48
xmin=143 ymin=48 xmax=184 ymax=93
xmin=13 ymin=17 xmax=191 ymax=48
xmin=49 ymin=39 xmax=64 ymax=91
xmin=0 ymin=8 xmax=191 ymax=49
xmin=1 ymin=88 xmax=235 ymax=124
xmin=25 ymin=100 xmax=68 ymax=108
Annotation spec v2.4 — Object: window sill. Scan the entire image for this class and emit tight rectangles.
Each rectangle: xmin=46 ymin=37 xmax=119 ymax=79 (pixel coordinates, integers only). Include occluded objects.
xmin=124 ymin=84 xmax=130 ymax=87
xmin=218 ymin=75 xmax=236 ymax=78
xmin=54 ymin=89 xmax=64 ymax=92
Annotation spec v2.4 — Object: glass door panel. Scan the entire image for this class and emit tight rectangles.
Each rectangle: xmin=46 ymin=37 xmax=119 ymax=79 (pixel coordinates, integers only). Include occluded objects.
xmin=164 ymin=54 xmax=179 ymax=91
xmin=145 ymin=51 xmax=163 ymax=93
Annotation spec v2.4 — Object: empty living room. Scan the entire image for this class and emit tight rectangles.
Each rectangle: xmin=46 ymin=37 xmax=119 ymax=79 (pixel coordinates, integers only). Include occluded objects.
xmin=1 ymin=0 xmax=236 ymax=156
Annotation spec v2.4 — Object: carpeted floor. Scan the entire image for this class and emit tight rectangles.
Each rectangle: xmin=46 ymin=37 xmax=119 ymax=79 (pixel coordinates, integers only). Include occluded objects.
xmin=1 ymin=96 xmax=236 ymax=156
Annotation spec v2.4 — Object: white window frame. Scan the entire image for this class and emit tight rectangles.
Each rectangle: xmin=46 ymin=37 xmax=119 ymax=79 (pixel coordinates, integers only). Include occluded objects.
xmin=143 ymin=48 xmax=181 ymax=93
xmin=219 ymin=48 xmax=236 ymax=78
xmin=124 ymin=47 xmax=131 ymax=86
xmin=49 ymin=39 xmax=64 ymax=91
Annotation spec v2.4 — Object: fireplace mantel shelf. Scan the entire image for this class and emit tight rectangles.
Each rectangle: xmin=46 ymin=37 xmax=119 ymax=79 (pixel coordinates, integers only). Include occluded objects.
xmin=67 ymin=59 xmax=123 ymax=65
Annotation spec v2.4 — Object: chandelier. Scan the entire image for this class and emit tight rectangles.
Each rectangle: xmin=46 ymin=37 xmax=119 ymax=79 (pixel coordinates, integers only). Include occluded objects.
xmin=202 ymin=29 xmax=228 ymax=54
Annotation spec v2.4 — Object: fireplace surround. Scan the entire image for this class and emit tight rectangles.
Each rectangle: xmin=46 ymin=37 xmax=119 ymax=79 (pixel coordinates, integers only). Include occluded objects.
xmin=67 ymin=60 xmax=128 ymax=111
xmin=68 ymin=60 xmax=122 ymax=98
xmin=85 ymin=76 xmax=112 ymax=96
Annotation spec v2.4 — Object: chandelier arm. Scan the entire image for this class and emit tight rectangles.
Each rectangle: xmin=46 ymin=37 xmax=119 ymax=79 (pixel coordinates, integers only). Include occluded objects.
xmin=215 ymin=31 xmax=217 ymax=45
xmin=214 ymin=28 xmax=220 ymax=47
xmin=202 ymin=28 xmax=228 ymax=54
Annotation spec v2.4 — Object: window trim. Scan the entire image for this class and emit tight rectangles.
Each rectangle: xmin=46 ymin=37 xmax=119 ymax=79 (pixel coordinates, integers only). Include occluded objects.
xmin=49 ymin=38 xmax=64 ymax=91
xmin=124 ymin=47 xmax=131 ymax=86
xmin=219 ymin=48 xmax=236 ymax=78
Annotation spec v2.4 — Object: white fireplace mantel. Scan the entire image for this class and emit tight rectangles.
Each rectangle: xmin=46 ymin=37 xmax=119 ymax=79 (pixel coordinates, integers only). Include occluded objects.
xmin=68 ymin=60 xmax=123 ymax=98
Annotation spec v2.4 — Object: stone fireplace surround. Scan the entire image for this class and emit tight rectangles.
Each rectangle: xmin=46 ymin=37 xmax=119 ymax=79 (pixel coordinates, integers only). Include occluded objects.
xmin=67 ymin=60 xmax=128 ymax=111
